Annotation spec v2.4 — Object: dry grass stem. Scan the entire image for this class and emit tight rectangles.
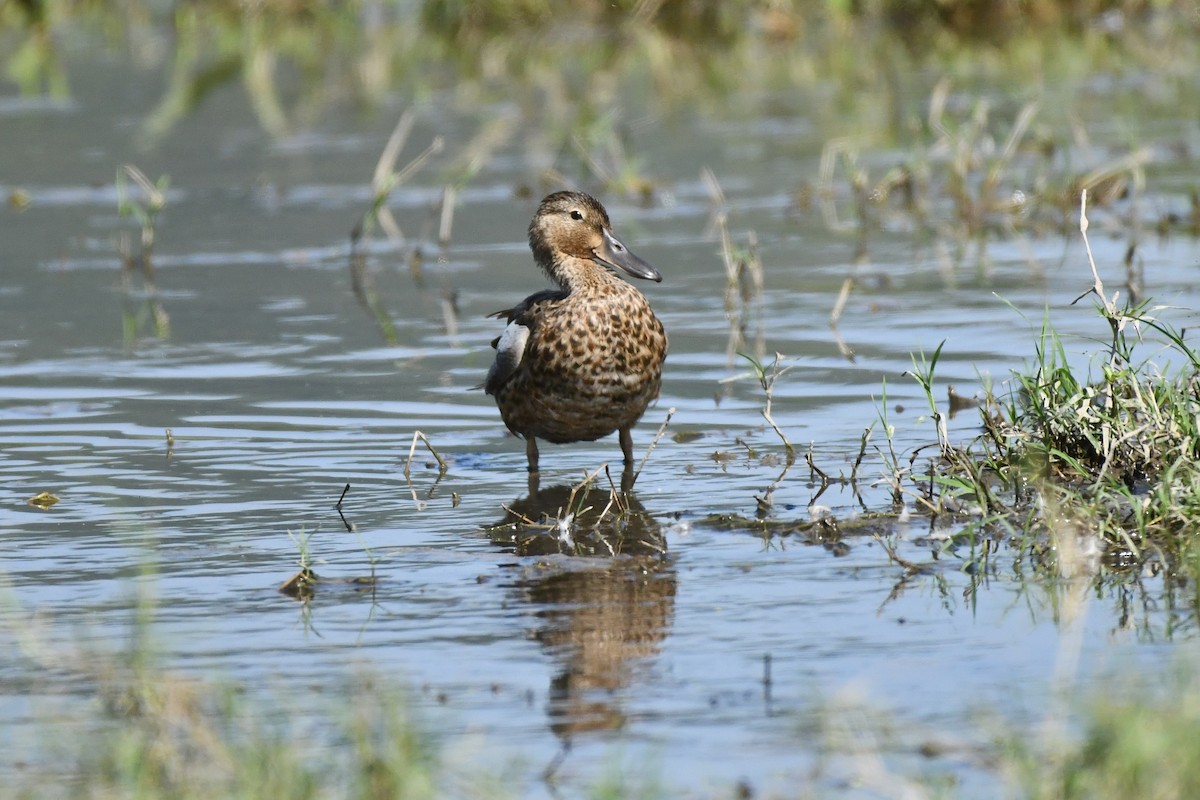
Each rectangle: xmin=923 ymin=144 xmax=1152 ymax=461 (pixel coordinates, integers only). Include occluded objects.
xmin=830 ymin=277 xmax=853 ymax=326
xmin=438 ymin=184 xmax=456 ymax=246
xmin=371 ymin=110 xmax=416 ymax=243
xmin=403 ymin=431 xmax=448 ymax=479
xmin=403 ymin=431 xmax=448 ymax=510
xmin=700 ymin=165 xmax=726 ymax=206
xmin=1074 ymin=189 xmax=1120 ymax=317
xmin=830 ymin=277 xmax=856 ymax=361
xmin=851 ymin=426 xmax=872 ymax=485
xmin=632 ymin=406 xmax=676 ymax=488
xmin=805 ymin=443 xmax=829 ymax=484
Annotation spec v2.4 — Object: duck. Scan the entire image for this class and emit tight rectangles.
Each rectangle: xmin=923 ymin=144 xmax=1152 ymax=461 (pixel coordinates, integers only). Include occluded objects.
xmin=484 ymin=191 xmax=667 ymax=475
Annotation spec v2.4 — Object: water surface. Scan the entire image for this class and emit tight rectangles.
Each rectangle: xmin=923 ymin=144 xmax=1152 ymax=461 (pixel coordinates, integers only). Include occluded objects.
xmin=3 ymin=29 xmax=1200 ymax=797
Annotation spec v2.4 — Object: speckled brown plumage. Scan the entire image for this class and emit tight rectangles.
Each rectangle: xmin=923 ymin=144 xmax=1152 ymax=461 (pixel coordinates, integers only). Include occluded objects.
xmin=484 ymin=191 xmax=668 ymax=473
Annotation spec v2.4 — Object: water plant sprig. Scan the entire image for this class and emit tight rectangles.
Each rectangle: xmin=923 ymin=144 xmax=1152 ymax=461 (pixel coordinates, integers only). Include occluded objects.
xmin=116 ymin=164 xmax=171 ymax=341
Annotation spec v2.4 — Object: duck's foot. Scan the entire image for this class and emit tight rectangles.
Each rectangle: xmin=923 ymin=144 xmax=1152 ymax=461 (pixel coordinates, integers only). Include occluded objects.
xmin=620 ymin=462 xmax=635 ymax=494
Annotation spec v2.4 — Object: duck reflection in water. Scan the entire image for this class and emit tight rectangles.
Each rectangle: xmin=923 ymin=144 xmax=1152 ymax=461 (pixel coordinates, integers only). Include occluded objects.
xmin=488 ymin=482 xmax=676 ymax=745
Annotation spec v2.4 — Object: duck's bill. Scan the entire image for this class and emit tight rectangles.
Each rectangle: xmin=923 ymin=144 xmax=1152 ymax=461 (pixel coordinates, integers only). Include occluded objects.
xmin=595 ymin=228 xmax=662 ymax=282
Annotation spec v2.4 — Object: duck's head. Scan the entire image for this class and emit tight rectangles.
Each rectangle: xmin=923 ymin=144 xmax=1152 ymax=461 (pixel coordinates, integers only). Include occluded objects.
xmin=528 ymin=191 xmax=662 ymax=287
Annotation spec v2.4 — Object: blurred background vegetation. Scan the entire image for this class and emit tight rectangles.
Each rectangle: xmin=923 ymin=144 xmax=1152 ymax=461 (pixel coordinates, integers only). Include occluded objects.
xmin=4 ymin=0 xmax=1197 ymax=139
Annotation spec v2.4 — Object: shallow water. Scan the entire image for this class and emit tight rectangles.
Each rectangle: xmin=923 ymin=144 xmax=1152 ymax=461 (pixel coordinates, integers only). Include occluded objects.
xmin=3 ymin=29 xmax=1200 ymax=797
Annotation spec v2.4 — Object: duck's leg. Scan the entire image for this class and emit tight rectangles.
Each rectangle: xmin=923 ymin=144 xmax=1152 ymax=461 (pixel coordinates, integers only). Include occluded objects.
xmin=619 ymin=427 xmax=635 ymax=467
xmin=525 ymin=436 xmax=540 ymax=473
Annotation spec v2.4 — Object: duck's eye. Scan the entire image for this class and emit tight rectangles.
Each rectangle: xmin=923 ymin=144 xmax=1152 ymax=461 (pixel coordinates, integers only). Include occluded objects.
xmin=569 ymin=210 xmax=584 ymax=220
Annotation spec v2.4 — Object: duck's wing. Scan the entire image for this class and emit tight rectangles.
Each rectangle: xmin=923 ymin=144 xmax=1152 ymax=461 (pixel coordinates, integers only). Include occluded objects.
xmin=486 ymin=289 xmax=567 ymax=323
xmin=482 ymin=289 xmax=567 ymax=395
